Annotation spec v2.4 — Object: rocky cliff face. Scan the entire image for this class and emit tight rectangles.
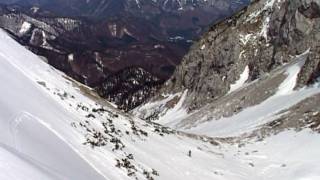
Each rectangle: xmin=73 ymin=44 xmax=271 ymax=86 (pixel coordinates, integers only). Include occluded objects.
xmin=161 ymin=0 xmax=320 ymax=110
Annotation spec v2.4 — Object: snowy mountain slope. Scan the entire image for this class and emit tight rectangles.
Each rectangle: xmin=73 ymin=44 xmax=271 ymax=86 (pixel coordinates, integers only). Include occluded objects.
xmin=134 ymin=0 xmax=320 ymax=134
xmin=145 ymin=0 xmax=320 ymax=111
xmin=1 ymin=19 xmax=320 ymax=180
xmin=130 ymin=2 xmax=320 ymax=178
xmin=134 ymin=50 xmax=320 ymax=135
xmin=0 ymin=28 xmax=213 ymax=180
xmin=0 ymin=30 xmax=110 ymax=180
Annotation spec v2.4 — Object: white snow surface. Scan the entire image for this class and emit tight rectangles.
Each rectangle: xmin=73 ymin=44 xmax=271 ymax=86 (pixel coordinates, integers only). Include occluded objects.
xmin=19 ymin=21 xmax=32 ymax=35
xmin=68 ymin=53 xmax=74 ymax=62
xmin=133 ymin=91 xmax=187 ymax=120
xmin=157 ymin=90 xmax=189 ymax=126
xmin=0 ymin=30 xmax=107 ymax=180
xmin=133 ymin=90 xmax=190 ymax=127
xmin=229 ymin=65 xmax=250 ymax=93
xmin=1 ymin=28 xmax=320 ymax=180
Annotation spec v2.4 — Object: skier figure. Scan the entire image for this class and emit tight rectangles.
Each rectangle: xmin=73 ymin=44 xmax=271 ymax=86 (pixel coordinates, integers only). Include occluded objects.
xmin=188 ymin=150 xmax=192 ymax=157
